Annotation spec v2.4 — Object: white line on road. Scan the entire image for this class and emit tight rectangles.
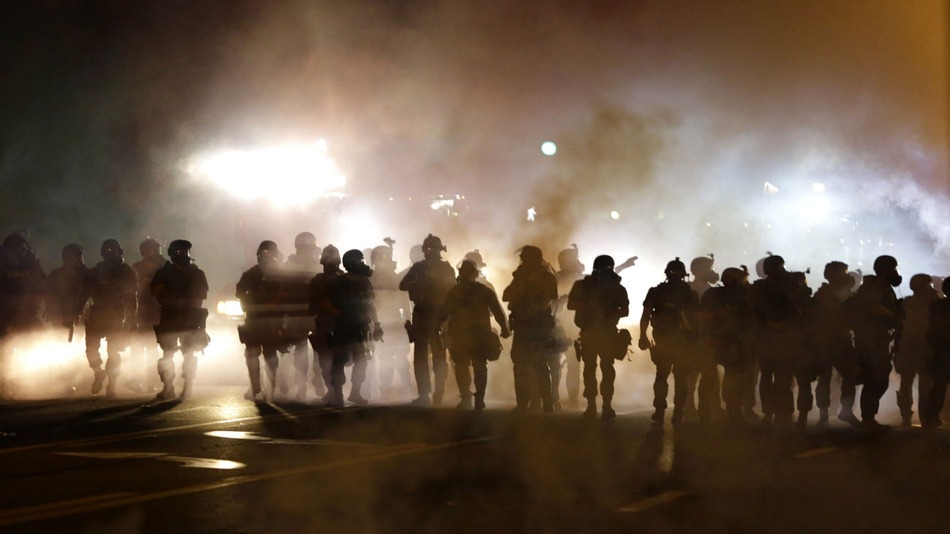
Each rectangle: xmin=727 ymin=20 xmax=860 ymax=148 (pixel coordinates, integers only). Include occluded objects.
xmin=794 ymin=447 xmax=839 ymax=459
xmin=617 ymin=490 xmax=691 ymax=513
xmin=0 ymin=406 xmax=342 ymax=456
xmin=0 ymin=436 xmax=494 ymax=527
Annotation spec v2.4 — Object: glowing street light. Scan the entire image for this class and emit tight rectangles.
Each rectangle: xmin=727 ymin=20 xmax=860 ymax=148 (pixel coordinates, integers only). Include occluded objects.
xmin=540 ymin=141 xmax=557 ymax=156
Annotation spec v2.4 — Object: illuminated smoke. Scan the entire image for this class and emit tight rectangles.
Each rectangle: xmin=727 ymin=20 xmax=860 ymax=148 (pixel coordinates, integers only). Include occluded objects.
xmin=0 ymin=2 xmax=946 ymax=414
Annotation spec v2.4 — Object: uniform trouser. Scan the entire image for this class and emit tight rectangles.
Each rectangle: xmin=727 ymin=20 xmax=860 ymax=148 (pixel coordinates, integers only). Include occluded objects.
xmin=310 ymin=332 xmax=332 ymax=396
xmin=795 ymin=367 xmax=832 ymax=413
xmin=452 ymin=349 xmax=488 ymax=403
xmin=156 ymin=331 xmax=201 ymax=386
xmin=511 ymin=331 xmax=552 ymax=409
xmin=330 ymin=342 xmax=367 ymax=396
xmin=921 ymin=358 xmax=950 ymax=425
xmin=291 ymin=338 xmax=310 ymax=390
xmin=412 ymin=328 xmax=447 ymax=399
xmin=686 ymin=344 xmax=723 ymax=413
xmin=85 ymin=333 xmax=122 ymax=379
xmin=580 ymin=334 xmax=615 ymax=404
xmin=547 ymin=351 xmax=563 ymax=404
xmin=377 ymin=338 xmax=412 ymax=395
xmin=128 ymin=328 xmax=158 ymax=385
xmin=565 ymin=347 xmax=580 ymax=402
xmin=757 ymin=324 xmax=798 ymax=418
xmin=723 ymin=359 xmax=757 ymax=419
xmin=897 ymin=364 xmax=932 ymax=420
xmin=245 ymin=344 xmax=279 ymax=394
xmin=857 ymin=339 xmax=892 ymax=420
xmin=650 ymin=336 xmax=690 ymax=415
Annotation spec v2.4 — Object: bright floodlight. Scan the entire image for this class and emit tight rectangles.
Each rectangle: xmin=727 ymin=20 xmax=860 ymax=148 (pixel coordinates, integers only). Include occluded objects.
xmin=610 ymin=211 xmax=620 ymax=220
xmin=812 ymin=182 xmax=826 ymax=193
xmin=186 ymin=140 xmax=346 ymax=207
xmin=541 ymin=141 xmax=557 ymax=156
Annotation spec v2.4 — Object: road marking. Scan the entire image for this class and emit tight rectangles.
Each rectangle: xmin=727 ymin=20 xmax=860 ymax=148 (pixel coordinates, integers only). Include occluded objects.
xmin=55 ymin=452 xmax=246 ymax=470
xmin=0 ymin=493 xmax=137 ymax=523
xmin=617 ymin=490 xmax=691 ymax=513
xmin=0 ymin=406 xmax=340 ymax=456
xmin=204 ymin=430 xmax=379 ymax=448
xmin=794 ymin=447 xmax=839 ymax=459
xmin=0 ymin=436 xmax=494 ymax=527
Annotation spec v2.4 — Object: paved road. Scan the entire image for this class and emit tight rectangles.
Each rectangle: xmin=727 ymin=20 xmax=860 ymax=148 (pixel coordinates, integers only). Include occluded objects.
xmin=1 ymin=387 xmax=950 ymax=533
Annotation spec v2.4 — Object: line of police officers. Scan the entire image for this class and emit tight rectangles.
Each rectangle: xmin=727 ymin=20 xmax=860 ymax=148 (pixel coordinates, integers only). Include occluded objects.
xmin=3 ymin=230 xmax=950 ymax=432
xmin=0 ymin=233 xmax=208 ymax=401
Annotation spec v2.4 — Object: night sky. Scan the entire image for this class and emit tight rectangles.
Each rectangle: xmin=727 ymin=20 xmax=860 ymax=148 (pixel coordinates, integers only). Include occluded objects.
xmin=1 ymin=0 xmax=947 ymax=286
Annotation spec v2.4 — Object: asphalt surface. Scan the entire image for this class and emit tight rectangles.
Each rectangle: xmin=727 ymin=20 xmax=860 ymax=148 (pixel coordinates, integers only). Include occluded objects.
xmin=2 ymin=384 xmax=950 ymax=534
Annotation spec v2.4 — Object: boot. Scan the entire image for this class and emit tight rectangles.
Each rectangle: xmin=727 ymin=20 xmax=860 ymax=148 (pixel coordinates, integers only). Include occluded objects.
xmin=105 ymin=375 xmax=117 ymax=399
xmin=584 ymin=399 xmax=597 ymax=419
xmin=156 ymin=381 xmax=176 ymax=400
xmin=457 ymin=394 xmax=473 ymax=410
xmin=837 ymin=408 xmax=861 ymax=428
xmin=348 ymin=391 xmax=369 ymax=405
xmin=817 ymin=408 xmax=829 ymax=429
xmin=651 ymin=408 xmax=665 ymax=424
xmin=180 ymin=379 xmax=194 ymax=400
xmin=91 ymin=368 xmax=105 ymax=395
xmin=332 ymin=390 xmax=345 ymax=408
xmin=796 ymin=412 xmax=808 ymax=431
xmin=602 ymin=399 xmax=616 ymax=421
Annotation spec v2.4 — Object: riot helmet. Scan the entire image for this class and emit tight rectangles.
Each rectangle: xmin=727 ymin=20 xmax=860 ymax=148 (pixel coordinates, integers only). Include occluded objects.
xmin=457 ymin=259 xmax=479 ymax=282
xmin=872 ymin=255 xmax=902 ymax=287
xmin=168 ymin=239 xmax=193 ymax=266
xmin=518 ymin=245 xmax=543 ymax=268
xmin=320 ymin=244 xmax=341 ymax=266
xmin=371 ymin=245 xmax=395 ymax=269
xmin=61 ymin=243 xmax=85 ymax=267
xmin=256 ymin=240 xmax=280 ymax=270
xmin=2 ymin=233 xmax=29 ymax=251
xmin=909 ymin=273 xmax=934 ymax=294
xmin=100 ymin=239 xmax=124 ymax=263
xmin=690 ymin=255 xmax=719 ymax=284
xmin=139 ymin=237 xmax=161 ymax=258
xmin=464 ymin=249 xmax=486 ymax=268
xmin=721 ymin=266 xmax=749 ymax=287
xmin=762 ymin=255 xmax=786 ymax=278
xmin=592 ymin=255 xmax=615 ymax=272
xmin=557 ymin=245 xmax=584 ymax=274
xmin=294 ymin=231 xmax=317 ymax=251
xmin=422 ymin=234 xmax=446 ymax=260
xmin=342 ymin=249 xmax=372 ymax=276
xmin=664 ymin=257 xmax=687 ymax=279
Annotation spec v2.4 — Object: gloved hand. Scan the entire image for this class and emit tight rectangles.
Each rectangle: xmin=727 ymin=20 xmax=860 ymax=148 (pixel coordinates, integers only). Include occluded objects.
xmin=638 ymin=335 xmax=652 ymax=351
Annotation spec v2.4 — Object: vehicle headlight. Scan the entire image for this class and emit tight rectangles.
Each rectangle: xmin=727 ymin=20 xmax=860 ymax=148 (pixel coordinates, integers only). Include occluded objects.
xmin=216 ymin=300 xmax=244 ymax=317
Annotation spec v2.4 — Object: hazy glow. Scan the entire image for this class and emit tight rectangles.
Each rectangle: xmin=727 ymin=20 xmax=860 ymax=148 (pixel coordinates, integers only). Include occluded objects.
xmin=431 ymin=199 xmax=455 ymax=210
xmin=541 ymin=141 xmax=558 ymax=156
xmin=185 ymin=140 xmax=346 ymax=207
xmin=216 ymin=299 xmax=244 ymax=317
xmin=610 ymin=211 xmax=620 ymax=220
xmin=812 ymin=182 xmax=826 ymax=193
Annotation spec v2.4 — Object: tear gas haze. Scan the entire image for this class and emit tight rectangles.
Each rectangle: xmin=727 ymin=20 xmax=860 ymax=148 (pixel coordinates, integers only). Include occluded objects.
xmin=0 ymin=1 xmax=947 ymax=408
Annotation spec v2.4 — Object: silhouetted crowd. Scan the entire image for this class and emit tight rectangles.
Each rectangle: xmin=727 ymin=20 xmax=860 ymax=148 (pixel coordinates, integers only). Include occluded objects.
xmin=2 ymin=230 xmax=949 ymax=433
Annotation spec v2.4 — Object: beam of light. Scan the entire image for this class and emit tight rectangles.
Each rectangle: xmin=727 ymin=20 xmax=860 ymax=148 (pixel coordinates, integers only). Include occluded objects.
xmin=184 ymin=140 xmax=346 ymax=207
xmin=541 ymin=141 xmax=558 ymax=156
xmin=216 ymin=299 xmax=244 ymax=318
xmin=4 ymin=333 xmax=84 ymax=399
xmin=795 ymin=194 xmax=832 ymax=223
